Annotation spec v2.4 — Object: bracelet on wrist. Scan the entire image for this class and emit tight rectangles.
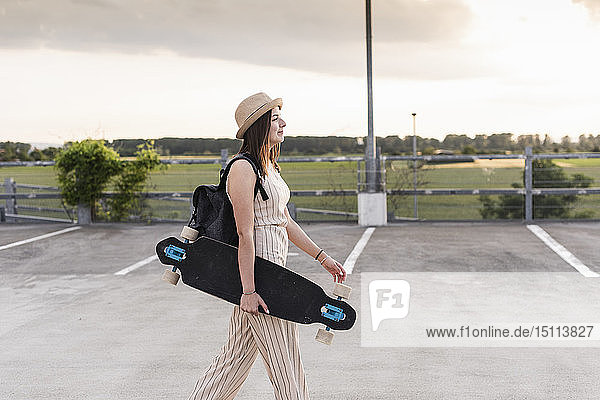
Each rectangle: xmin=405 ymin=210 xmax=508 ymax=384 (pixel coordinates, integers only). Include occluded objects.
xmin=317 ymin=252 xmax=327 ymax=263
xmin=314 ymin=249 xmax=323 ymax=260
xmin=319 ymin=255 xmax=330 ymax=265
xmin=242 ymin=290 xmax=256 ymax=295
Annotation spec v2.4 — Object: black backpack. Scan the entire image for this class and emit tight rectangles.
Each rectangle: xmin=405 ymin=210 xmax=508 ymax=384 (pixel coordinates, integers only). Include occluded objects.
xmin=187 ymin=152 xmax=269 ymax=247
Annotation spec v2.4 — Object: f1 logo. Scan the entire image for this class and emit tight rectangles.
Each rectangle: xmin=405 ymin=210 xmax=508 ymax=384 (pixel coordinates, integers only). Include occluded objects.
xmin=369 ymin=280 xmax=410 ymax=331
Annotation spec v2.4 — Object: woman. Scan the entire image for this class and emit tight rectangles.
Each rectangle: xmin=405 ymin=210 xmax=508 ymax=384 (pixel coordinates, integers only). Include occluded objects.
xmin=187 ymin=92 xmax=347 ymax=400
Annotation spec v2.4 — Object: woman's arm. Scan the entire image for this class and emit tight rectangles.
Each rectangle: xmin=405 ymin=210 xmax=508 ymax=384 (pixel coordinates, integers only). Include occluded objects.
xmin=284 ymin=206 xmax=321 ymax=260
xmin=284 ymin=207 xmax=347 ymax=282
xmin=227 ymin=160 xmax=269 ymax=315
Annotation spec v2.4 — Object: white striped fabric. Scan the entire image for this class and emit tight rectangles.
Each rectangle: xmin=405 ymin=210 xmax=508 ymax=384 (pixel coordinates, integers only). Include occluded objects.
xmin=190 ymin=161 xmax=308 ymax=399
xmin=188 ymin=306 xmax=309 ymax=400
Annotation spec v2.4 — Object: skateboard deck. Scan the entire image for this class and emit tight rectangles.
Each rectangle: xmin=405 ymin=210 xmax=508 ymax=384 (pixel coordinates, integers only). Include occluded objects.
xmin=156 ymin=236 xmax=356 ymax=331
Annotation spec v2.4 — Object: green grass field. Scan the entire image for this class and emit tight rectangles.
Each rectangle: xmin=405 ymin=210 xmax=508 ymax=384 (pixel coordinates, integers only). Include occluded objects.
xmin=555 ymin=158 xmax=600 ymax=167
xmin=1 ymin=159 xmax=598 ymax=221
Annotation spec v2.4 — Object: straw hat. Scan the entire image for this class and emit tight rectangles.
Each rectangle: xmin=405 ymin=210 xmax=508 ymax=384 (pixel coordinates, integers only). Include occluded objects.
xmin=235 ymin=92 xmax=283 ymax=139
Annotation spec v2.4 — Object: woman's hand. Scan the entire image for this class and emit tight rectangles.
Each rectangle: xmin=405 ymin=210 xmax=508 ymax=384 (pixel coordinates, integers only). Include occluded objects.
xmin=240 ymin=292 xmax=269 ymax=316
xmin=321 ymin=257 xmax=347 ymax=283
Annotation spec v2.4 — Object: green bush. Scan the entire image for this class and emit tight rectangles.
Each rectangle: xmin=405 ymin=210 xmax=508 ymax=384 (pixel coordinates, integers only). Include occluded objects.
xmin=55 ymin=139 xmax=164 ymax=222
xmin=106 ymin=141 xmax=165 ymax=221
xmin=55 ymin=140 xmax=121 ymax=219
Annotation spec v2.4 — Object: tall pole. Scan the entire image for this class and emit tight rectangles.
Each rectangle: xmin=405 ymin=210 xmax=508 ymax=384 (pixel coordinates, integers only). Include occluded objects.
xmin=525 ymin=146 xmax=533 ymax=222
xmin=412 ymin=113 xmax=418 ymax=219
xmin=365 ymin=0 xmax=376 ymax=192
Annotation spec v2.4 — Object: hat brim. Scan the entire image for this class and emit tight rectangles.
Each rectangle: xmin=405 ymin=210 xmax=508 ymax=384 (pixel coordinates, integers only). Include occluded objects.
xmin=236 ymin=98 xmax=283 ymax=139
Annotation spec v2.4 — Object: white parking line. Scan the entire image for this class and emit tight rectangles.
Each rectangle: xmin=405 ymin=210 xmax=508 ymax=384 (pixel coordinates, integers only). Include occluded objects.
xmin=0 ymin=226 xmax=81 ymax=251
xmin=343 ymin=227 xmax=376 ymax=275
xmin=527 ymin=224 xmax=599 ymax=278
xmin=115 ymin=255 xmax=158 ymax=276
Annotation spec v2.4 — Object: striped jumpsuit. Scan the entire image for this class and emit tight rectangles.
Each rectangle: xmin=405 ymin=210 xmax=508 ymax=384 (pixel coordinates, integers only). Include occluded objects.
xmin=187 ymin=161 xmax=310 ymax=400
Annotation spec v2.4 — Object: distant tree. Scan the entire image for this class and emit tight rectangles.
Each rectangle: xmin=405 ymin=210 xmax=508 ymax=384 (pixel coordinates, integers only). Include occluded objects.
xmin=593 ymin=134 xmax=600 ymax=152
xmin=443 ymin=134 xmax=471 ymax=151
xmin=379 ymin=136 xmax=403 ymax=154
xmin=516 ymin=134 xmax=542 ymax=152
xmin=42 ymin=147 xmax=61 ymax=160
xmin=99 ymin=132 xmax=599 ymax=159
xmin=0 ymin=142 xmax=17 ymax=161
xmin=487 ymin=133 xmax=514 ymax=153
xmin=422 ymin=146 xmax=436 ymax=155
xmin=0 ymin=142 xmax=33 ymax=161
xmin=560 ymin=136 xmax=573 ymax=152
xmin=420 ymin=137 xmax=441 ymax=152
xmin=473 ymin=134 xmax=488 ymax=150
xmin=111 ymin=139 xmax=145 ymax=156
xmin=542 ymin=134 xmax=554 ymax=149
xmin=577 ymin=134 xmax=597 ymax=152
xmin=29 ymin=148 xmax=45 ymax=161
xmin=461 ymin=145 xmax=477 ymax=155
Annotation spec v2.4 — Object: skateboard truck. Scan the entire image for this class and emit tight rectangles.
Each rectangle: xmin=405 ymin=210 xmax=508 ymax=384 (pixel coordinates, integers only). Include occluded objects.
xmin=164 ymin=244 xmax=186 ymax=262
xmin=321 ymin=304 xmax=345 ymax=322
xmin=315 ymin=283 xmax=352 ymax=345
xmin=162 ymin=227 xmax=200 ymax=286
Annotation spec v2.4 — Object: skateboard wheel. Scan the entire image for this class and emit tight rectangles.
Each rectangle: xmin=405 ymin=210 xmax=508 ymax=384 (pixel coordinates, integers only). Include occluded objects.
xmin=333 ymin=283 xmax=352 ymax=299
xmin=315 ymin=328 xmax=334 ymax=345
xmin=180 ymin=226 xmax=199 ymax=242
xmin=162 ymin=268 xmax=180 ymax=285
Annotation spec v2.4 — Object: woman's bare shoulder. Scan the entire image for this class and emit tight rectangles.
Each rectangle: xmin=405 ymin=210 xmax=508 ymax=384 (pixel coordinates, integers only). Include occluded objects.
xmin=228 ymin=158 xmax=256 ymax=180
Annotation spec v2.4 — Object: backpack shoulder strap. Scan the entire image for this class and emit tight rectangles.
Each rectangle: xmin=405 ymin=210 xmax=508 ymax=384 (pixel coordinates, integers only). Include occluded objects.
xmin=218 ymin=153 xmax=269 ymax=201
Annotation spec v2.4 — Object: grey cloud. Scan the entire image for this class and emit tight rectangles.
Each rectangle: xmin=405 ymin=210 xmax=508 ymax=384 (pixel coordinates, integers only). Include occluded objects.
xmin=0 ymin=0 xmax=481 ymax=78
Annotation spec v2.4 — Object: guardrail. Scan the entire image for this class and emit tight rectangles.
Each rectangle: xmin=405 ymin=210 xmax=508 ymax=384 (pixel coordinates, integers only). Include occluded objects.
xmin=1 ymin=147 xmax=599 ymax=223
xmin=0 ymin=184 xmax=358 ymax=223
xmin=1 ymin=178 xmax=76 ymax=223
xmin=383 ymin=150 xmax=600 ymax=222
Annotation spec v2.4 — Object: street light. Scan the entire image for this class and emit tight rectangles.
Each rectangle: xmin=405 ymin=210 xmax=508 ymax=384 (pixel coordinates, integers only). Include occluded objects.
xmin=412 ymin=113 xmax=418 ymax=219
xmin=365 ymin=0 xmax=375 ymax=192
xmin=358 ymin=0 xmax=386 ymax=227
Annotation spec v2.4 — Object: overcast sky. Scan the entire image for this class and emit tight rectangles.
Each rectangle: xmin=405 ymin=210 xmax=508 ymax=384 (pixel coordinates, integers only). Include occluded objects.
xmin=1 ymin=0 xmax=600 ymax=145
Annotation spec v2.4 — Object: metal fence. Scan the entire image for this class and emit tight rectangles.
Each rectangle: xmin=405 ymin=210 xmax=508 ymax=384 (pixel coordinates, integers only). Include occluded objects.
xmin=137 ymin=153 xmax=361 ymax=223
xmin=383 ymin=149 xmax=600 ymax=221
xmin=1 ymin=147 xmax=599 ymax=223
xmin=0 ymin=178 xmax=75 ymax=223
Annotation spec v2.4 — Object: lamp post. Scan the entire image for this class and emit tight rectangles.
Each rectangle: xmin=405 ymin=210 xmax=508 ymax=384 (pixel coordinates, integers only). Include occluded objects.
xmin=357 ymin=0 xmax=386 ymax=226
xmin=365 ymin=0 xmax=376 ymax=192
xmin=412 ymin=113 xmax=418 ymax=219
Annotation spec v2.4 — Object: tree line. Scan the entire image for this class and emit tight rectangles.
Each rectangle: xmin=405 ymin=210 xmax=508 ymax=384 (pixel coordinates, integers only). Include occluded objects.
xmin=2 ymin=133 xmax=600 ymax=161
xmin=0 ymin=142 xmax=60 ymax=161
xmin=98 ymin=133 xmax=600 ymax=156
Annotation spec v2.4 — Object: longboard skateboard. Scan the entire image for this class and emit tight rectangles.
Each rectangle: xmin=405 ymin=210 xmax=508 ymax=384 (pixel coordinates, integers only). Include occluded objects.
xmin=156 ymin=228 xmax=356 ymax=344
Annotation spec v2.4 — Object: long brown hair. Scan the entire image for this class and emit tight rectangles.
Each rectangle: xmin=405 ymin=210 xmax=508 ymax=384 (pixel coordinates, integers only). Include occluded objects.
xmin=236 ymin=107 xmax=281 ymax=177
